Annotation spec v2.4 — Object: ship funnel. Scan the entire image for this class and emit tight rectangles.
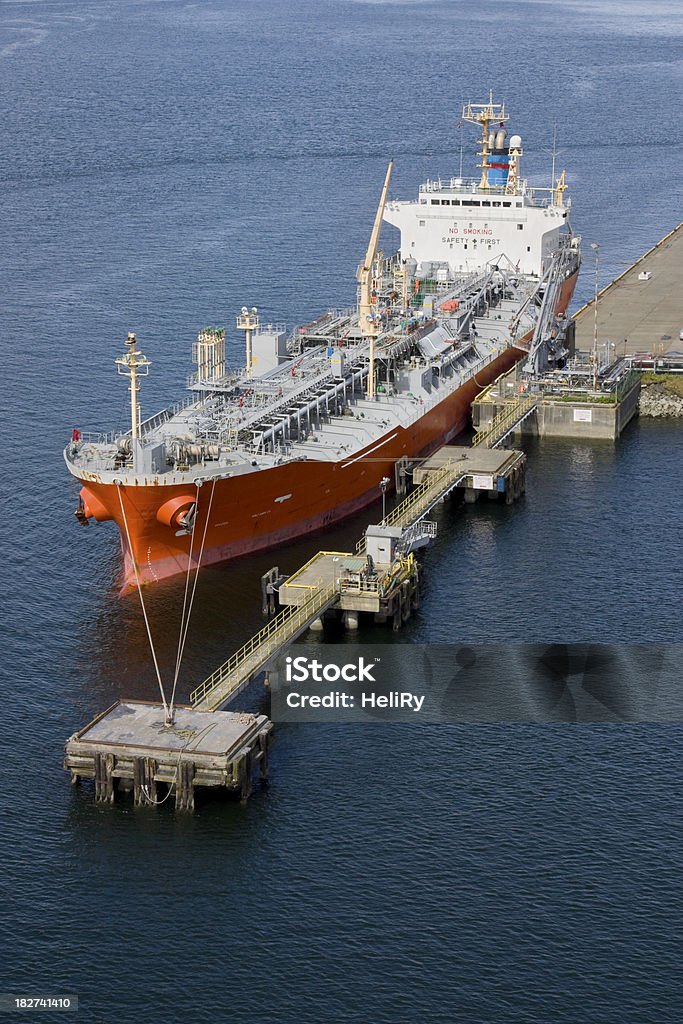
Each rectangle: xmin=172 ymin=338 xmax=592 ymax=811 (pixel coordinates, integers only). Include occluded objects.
xmin=488 ymin=130 xmax=511 ymax=188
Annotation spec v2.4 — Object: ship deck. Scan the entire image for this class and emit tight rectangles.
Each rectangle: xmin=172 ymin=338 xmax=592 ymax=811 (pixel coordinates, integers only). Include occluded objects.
xmin=65 ymin=263 xmax=543 ymax=487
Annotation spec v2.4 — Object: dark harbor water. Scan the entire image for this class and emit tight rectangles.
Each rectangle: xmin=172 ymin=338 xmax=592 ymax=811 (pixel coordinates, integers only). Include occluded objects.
xmin=1 ymin=1 xmax=682 ymax=1021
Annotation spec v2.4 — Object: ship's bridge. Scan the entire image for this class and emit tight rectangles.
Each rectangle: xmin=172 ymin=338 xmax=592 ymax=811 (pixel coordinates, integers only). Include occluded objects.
xmin=384 ymin=177 xmax=569 ymax=279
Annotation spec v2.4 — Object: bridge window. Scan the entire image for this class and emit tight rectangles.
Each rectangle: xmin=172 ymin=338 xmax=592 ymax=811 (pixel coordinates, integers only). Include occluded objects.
xmin=441 ymin=199 xmax=450 ymax=205
xmin=503 ymin=201 xmax=511 ymax=207
xmin=431 ymin=199 xmax=439 ymax=205
xmin=481 ymin=201 xmax=491 ymax=207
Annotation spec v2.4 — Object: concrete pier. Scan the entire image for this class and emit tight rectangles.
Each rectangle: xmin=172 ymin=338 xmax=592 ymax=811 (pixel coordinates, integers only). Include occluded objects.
xmin=473 ymin=222 xmax=683 ymax=440
xmin=573 ymin=222 xmax=683 ymax=359
xmin=473 ymin=369 xmax=640 ymax=440
xmin=412 ymin=445 xmax=526 ymax=496
xmin=65 ymin=421 xmax=531 ymax=803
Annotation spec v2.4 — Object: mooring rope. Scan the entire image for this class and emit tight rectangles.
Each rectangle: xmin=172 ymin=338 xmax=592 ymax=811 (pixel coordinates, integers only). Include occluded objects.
xmin=139 ymin=762 xmax=180 ymax=806
xmin=116 ymin=483 xmax=170 ymax=719
xmin=168 ymin=478 xmax=217 ymax=719
xmin=171 ymin=484 xmax=199 ymax=703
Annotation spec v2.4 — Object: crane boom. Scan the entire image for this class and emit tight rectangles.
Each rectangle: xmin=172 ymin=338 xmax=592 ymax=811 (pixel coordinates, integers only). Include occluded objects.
xmin=357 ymin=160 xmax=393 ymax=398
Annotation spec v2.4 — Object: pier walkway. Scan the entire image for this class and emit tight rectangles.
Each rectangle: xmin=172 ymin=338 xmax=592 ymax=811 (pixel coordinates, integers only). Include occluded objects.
xmin=359 ymin=459 xmax=467 ymax=545
xmin=190 ymin=583 xmax=338 ymax=711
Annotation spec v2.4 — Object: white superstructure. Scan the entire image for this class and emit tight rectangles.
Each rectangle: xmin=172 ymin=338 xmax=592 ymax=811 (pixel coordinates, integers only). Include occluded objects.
xmin=384 ymin=178 xmax=570 ymax=277
xmin=384 ymin=97 xmax=570 ymax=278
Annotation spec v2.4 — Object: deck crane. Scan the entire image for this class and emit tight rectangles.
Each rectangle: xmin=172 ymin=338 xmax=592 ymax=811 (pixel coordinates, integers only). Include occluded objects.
xmin=357 ymin=160 xmax=393 ymax=399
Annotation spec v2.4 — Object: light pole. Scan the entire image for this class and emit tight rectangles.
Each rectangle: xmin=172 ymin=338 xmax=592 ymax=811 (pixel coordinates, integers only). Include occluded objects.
xmin=380 ymin=476 xmax=390 ymax=521
xmin=590 ymin=242 xmax=600 ymax=390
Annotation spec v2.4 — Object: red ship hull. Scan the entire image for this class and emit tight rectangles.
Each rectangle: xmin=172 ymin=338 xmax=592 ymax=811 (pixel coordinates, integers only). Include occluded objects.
xmin=78 ymin=271 xmax=578 ymax=590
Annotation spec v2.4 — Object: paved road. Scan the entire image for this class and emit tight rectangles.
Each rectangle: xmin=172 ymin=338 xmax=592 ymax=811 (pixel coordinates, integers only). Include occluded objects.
xmin=574 ymin=223 xmax=683 ymax=358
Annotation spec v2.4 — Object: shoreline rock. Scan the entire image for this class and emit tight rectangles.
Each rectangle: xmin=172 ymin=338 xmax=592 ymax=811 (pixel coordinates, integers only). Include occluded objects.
xmin=638 ymin=383 xmax=683 ymax=418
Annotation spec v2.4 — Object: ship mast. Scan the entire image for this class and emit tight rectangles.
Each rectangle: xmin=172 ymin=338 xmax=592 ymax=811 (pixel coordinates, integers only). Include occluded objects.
xmin=236 ymin=307 xmax=260 ymax=377
xmin=115 ymin=332 xmax=151 ymax=440
xmin=462 ymin=93 xmax=509 ymax=190
xmin=358 ymin=160 xmax=393 ymax=399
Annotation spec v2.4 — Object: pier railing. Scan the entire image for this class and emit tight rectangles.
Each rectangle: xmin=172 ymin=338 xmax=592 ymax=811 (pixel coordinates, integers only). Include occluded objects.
xmin=190 ymin=582 xmax=337 ymax=710
xmin=472 ymin=394 xmax=537 ymax=448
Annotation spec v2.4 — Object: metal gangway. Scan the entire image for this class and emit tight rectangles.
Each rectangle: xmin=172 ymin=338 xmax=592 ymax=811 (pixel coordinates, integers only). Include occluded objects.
xmin=472 ymin=393 xmax=537 ymax=449
xmin=190 ymin=582 xmax=338 ymax=711
xmin=356 ymin=458 xmax=469 ymax=554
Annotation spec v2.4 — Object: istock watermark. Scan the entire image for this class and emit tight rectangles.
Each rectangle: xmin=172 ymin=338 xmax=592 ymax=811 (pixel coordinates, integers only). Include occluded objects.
xmin=285 ymin=655 xmax=379 ymax=683
xmin=270 ymin=644 xmax=683 ymax=723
